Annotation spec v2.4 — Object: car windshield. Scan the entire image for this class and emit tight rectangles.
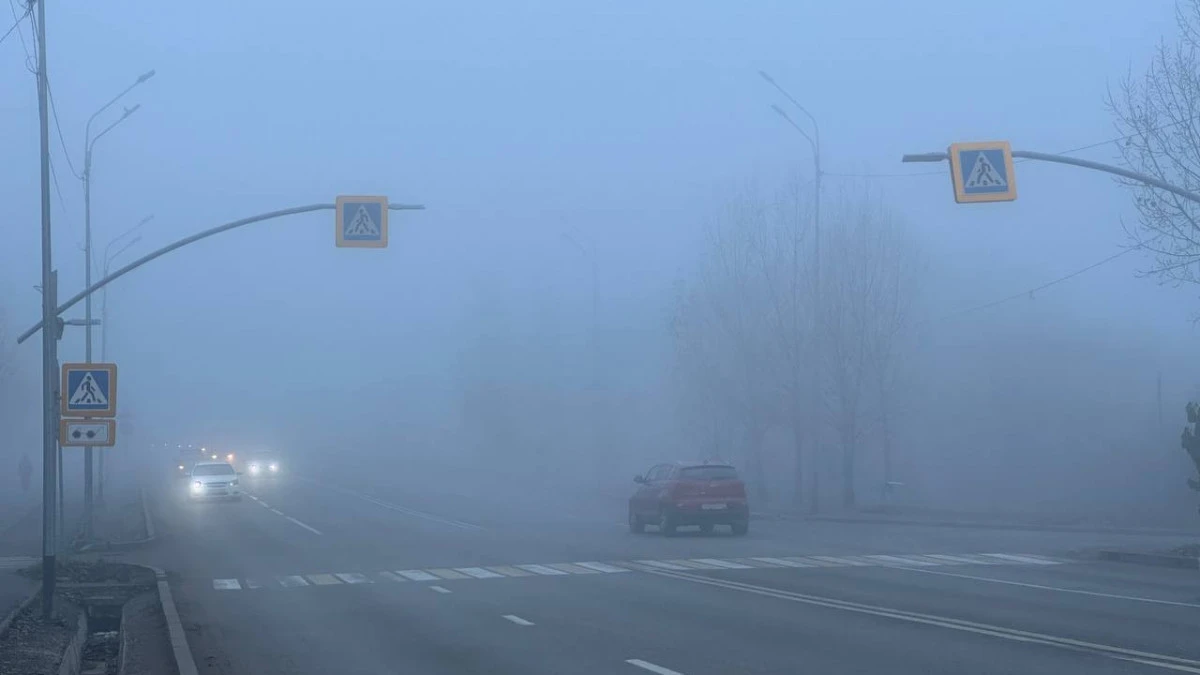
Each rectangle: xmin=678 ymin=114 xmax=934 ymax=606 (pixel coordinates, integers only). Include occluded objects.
xmin=193 ymin=464 xmax=235 ymax=477
xmin=679 ymin=466 xmax=739 ymax=481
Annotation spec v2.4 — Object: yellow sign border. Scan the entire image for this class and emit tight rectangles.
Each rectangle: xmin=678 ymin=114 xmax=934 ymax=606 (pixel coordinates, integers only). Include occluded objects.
xmin=60 ymin=362 xmax=118 ymax=418
xmin=59 ymin=418 xmax=116 ymax=447
xmin=948 ymin=141 xmax=1017 ymax=204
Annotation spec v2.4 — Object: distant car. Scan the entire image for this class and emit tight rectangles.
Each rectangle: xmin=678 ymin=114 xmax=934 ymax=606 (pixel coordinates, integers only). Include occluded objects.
xmin=189 ymin=461 xmax=241 ymax=501
xmin=629 ymin=461 xmax=749 ymax=536
xmin=245 ymin=455 xmax=281 ymax=478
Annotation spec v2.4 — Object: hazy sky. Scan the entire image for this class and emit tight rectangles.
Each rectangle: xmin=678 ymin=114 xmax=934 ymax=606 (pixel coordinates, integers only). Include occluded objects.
xmin=2 ymin=1 xmax=1196 ymax=450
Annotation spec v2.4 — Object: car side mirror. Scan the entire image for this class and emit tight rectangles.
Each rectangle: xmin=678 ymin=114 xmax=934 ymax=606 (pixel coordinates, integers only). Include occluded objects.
xmin=634 ymin=475 xmax=645 ymax=484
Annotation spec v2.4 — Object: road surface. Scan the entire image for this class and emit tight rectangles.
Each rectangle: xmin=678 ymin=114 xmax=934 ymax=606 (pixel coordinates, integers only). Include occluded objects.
xmin=131 ymin=469 xmax=1200 ymax=675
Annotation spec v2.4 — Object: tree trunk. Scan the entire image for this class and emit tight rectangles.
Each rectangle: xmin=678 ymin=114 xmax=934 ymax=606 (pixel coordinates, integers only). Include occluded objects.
xmin=750 ymin=426 xmax=769 ymax=505
xmin=841 ymin=424 xmax=856 ymax=509
xmin=791 ymin=420 xmax=804 ymax=509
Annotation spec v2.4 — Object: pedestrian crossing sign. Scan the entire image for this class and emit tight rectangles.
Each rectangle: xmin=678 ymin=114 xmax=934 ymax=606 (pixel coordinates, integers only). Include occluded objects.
xmin=61 ymin=363 xmax=117 ymax=418
xmin=948 ymin=141 xmax=1017 ymax=203
xmin=336 ymin=195 xmax=389 ymax=248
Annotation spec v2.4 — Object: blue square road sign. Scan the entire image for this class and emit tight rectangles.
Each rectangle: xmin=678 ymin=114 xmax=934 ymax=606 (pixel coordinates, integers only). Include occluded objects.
xmin=61 ymin=362 xmax=117 ymax=418
xmin=949 ymin=141 xmax=1017 ymax=203
xmin=336 ymin=195 xmax=389 ymax=248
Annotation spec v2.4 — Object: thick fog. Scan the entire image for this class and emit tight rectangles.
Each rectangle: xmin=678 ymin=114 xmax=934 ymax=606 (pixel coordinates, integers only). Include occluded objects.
xmin=3 ymin=1 xmax=1200 ymax=524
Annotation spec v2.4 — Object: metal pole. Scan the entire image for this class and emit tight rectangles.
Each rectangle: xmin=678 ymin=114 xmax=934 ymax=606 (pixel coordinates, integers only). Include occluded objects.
xmin=900 ymin=149 xmax=1200 ymax=206
xmin=16 ymin=202 xmax=427 ymax=345
xmin=35 ymin=0 xmax=58 ymax=619
xmin=82 ymin=146 xmax=93 ymax=540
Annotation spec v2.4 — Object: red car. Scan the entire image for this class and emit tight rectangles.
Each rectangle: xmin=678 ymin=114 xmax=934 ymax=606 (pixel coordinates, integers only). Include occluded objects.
xmin=628 ymin=461 xmax=749 ymax=536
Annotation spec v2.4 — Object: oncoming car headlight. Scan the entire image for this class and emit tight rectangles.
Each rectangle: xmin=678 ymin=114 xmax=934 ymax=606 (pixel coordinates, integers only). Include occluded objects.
xmin=191 ymin=480 xmax=203 ymax=492
xmin=249 ymin=464 xmax=261 ymax=475
xmin=268 ymin=463 xmax=278 ymax=472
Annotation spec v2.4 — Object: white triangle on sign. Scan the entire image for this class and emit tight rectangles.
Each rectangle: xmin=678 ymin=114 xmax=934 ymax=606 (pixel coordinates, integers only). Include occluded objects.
xmin=964 ymin=153 xmax=1007 ymax=189
xmin=345 ymin=205 xmax=380 ymax=236
xmin=68 ymin=372 xmax=108 ymax=406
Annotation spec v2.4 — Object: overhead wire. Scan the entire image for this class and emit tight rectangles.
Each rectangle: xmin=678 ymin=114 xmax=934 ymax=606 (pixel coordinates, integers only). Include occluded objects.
xmin=0 ymin=0 xmax=28 ymax=47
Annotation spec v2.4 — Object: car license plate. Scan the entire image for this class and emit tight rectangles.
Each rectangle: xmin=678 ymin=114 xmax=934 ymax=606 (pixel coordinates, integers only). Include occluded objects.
xmin=701 ymin=503 xmax=727 ymax=510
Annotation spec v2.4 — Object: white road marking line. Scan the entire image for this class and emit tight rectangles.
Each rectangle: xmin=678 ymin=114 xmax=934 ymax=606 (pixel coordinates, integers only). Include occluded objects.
xmin=306 ymin=574 xmax=342 ymax=586
xmin=396 ymin=570 xmax=439 ymax=582
xmin=430 ymin=585 xmax=452 ymax=594
xmin=268 ymin=508 xmax=283 ymax=515
xmin=244 ymin=578 xmax=264 ymax=590
xmin=980 ymin=553 xmax=1061 ymax=565
xmin=379 ymin=571 xmax=406 ymax=582
xmin=692 ymin=558 xmax=753 ymax=569
xmin=258 ymin=501 xmax=271 ymax=509
xmin=636 ymin=560 xmax=690 ymax=571
xmin=667 ymin=559 xmax=722 ymax=570
xmin=334 ymin=573 xmax=373 ymax=584
xmin=752 ymin=557 xmax=813 ymax=568
xmin=807 ymin=555 xmax=868 ymax=567
xmin=278 ymin=575 xmax=309 ymax=588
xmin=489 ymin=566 xmax=534 ymax=577
xmin=286 ymin=516 xmax=323 ymax=535
xmin=517 ymin=564 xmax=569 ymax=576
xmin=626 ymin=658 xmax=685 ymax=675
xmin=943 ymin=553 xmax=1004 ymax=565
xmin=547 ymin=563 xmax=597 ymax=574
xmin=645 ymin=567 xmax=1200 ymax=674
xmin=212 ymin=579 xmax=241 ymax=591
xmin=865 ymin=554 xmax=940 ymax=567
xmin=778 ymin=557 xmax=821 ymax=567
xmin=428 ymin=568 xmax=470 ymax=580
xmin=891 ymin=565 xmax=1200 ymax=609
xmin=919 ymin=554 xmax=979 ymax=565
xmin=457 ymin=567 xmax=503 ymax=579
xmin=247 ymin=495 xmax=258 ymax=501
xmin=574 ymin=562 xmax=630 ymax=574
xmin=502 ymin=614 xmax=535 ymax=626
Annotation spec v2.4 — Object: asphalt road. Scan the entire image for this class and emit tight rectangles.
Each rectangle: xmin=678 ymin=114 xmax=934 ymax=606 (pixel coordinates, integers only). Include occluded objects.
xmin=132 ymin=469 xmax=1200 ymax=675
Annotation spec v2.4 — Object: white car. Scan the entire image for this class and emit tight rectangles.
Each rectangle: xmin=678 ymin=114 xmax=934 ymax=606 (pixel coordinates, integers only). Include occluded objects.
xmin=189 ymin=461 xmax=241 ymax=500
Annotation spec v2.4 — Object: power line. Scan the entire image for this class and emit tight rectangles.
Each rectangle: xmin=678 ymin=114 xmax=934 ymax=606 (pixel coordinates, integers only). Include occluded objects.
xmin=935 ymin=245 xmax=1140 ymax=323
xmin=0 ymin=0 xmax=27 ymax=47
xmin=46 ymin=80 xmax=81 ymax=179
xmin=5 ymin=0 xmax=33 ymax=73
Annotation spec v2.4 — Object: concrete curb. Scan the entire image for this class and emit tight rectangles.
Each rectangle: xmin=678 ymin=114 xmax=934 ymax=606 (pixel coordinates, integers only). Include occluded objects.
xmin=138 ymin=565 xmax=198 ymax=675
xmin=753 ymin=511 xmax=1200 ymax=537
xmin=56 ymin=606 xmax=88 ymax=675
xmin=1095 ymin=549 xmax=1200 ymax=570
xmin=0 ymin=587 xmax=39 ymax=640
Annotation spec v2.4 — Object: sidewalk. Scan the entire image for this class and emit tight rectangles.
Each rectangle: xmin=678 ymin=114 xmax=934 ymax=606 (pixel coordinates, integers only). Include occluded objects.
xmin=0 ymin=500 xmax=40 ymax=624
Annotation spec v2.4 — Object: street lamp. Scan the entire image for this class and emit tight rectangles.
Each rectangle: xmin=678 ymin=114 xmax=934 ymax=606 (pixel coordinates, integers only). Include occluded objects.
xmin=80 ymin=68 xmax=154 ymax=538
xmin=759 ymin=70 xmax=825 ymax=513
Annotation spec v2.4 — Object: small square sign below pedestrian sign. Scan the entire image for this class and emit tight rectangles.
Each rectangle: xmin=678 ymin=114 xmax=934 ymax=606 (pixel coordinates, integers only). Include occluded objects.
xmin=61 ymin=363 xmax=117 ymax=418
xmin=948 ymin=141 xmax=1017 ymax=204
xmin=336 ymin=195 xmax=389 ymax=248
xmin=60 ymin=419 xmax=116 ymax=447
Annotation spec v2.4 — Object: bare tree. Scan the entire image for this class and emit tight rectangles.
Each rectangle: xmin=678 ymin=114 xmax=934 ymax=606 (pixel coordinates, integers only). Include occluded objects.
xmin=669 ymin=185 xmax=787 ymax=504
xmin=1108 ymin=1 xmax=1200 ymax=284
xmin=820 ymin=188 xmax=919 ymax=509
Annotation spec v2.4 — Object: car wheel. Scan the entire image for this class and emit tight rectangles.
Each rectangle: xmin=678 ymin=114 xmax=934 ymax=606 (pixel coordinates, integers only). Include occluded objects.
xmin=658 ymin=511 xmax=676 ymax=537
xmin=628 ymin=508 xmax=645 ymax=534
xmin=731 ymin=519 xmax=749 ymax=536
xmin=699 ymin=523 xmax=714 ymax=535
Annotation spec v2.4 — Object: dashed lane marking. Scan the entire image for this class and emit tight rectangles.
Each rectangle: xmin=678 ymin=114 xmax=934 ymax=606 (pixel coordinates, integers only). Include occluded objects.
xmin=626 ymin=659 xmax=685 ymax=675
xmin=502 ymin=614 xmax=535 ymax=626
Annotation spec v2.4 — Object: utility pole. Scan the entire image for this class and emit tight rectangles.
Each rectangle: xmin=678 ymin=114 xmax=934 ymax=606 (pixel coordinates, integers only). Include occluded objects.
xmin=33 ymin=0 xmax=58 ymax=617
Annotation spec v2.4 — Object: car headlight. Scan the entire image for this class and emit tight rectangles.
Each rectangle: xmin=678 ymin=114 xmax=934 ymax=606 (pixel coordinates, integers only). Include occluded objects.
xmin=178 ymin=465 xmax=184 ymax=470
xmin=227 ymin=453 xmax=235 ymax=461
xmin=269 ymin=463 xmax=278 ymax=472
xmin=191 ymin=481 xmax=203 ymax=491
xmin=230 ymin=479 xmax=239 ymax=486
xmin=249 ymin=464 xmax=260 ymax=474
